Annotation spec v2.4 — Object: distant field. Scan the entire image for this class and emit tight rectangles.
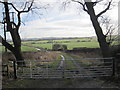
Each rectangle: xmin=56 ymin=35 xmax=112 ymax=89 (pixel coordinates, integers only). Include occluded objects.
xmin=28 ymin=41 xmax=99 ymax=50
xmin=21 ymin=46 xmax=37 ymax=51
xmin=1 ymin=37 xmax=119 ymax=52
xmin=0 ymin=38 xmax=98 ymax=52
xmin=0 ymin=46 xmax=37 ymax=52
xmin=22 ymin=38 xmax=97 ymax=44
xmin=22 ymin=38 xmax=100 ymax=50
xmin=0 ymin=46 xmax=6 ymax=52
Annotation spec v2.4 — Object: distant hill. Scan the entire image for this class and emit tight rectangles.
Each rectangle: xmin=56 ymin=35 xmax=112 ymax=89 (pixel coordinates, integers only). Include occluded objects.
xmin=7 ymin=35 xmax=120 ymax=42
xmin=20 ymin=36 xmax=97 ymax=41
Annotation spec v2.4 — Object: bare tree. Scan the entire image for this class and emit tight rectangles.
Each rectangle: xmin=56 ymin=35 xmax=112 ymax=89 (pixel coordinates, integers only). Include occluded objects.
xmin=99 ymin=16 xmax=119 ymax=46
xmin=66 ymin=0 xmax=113 ymax=58
xmin=0 ymin=0 xmax=35 ymax=66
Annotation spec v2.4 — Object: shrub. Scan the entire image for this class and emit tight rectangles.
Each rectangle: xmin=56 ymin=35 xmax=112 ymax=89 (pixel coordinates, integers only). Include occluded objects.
xmin=52 ymin=44 xmax=67 ymax=51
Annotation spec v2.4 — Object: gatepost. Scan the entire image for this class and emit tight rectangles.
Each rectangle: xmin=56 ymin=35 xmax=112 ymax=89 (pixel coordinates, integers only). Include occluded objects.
xmin=112 ymin=57 xmax=115 ymax=76
xmin=13 ymin=60 xmax=17 ymax=79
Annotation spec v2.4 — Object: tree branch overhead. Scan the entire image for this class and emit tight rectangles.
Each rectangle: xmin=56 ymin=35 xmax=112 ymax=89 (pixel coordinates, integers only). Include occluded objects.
xmin=97 ymin=1 xmax=112 ymax=18
xmin=72 ymin=0 xmax=88 ymax=13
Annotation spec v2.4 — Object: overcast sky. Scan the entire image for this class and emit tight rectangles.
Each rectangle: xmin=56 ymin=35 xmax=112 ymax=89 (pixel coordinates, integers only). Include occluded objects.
xmin=0 ymin=0 xmax=119 ymax=39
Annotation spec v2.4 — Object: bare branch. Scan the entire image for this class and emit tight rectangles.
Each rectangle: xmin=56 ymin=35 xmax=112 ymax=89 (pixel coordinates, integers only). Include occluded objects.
xmin=21 ymin=21 xmax=26 ymax=26
xmin=2 ymin=0 xmax=34 ymax=14
xmin=11 ymin=22 xmax=17 ymax=28
xmin=92 ymin=0 xmax=104 ymax=6
xmin=17 ymin=12 xmax=21 ymax=29
xmin=105 ymin=25 xmax=113 ymax=36
xmin=22 ymin=2 xmax=29 ymax=11
xmin=17 ymin=0 xmax=34 ymax=29
xmin=72 ymin=0 xmax=88 ymax=13
xmin=0 ymin=1 xmax=19 ymax=12
xmin=96 ymin=1 xmax=112 ymax=18
xmin=62 ymin=0 xmax=71 ymax=9
xmin=19 ymin=0 xmax=34 ymax=13
xmin=7 ymin=2 xmax=19 ymax=12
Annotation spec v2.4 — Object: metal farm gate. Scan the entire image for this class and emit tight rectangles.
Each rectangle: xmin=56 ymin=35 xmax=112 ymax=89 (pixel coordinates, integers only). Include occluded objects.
xmin=15 ymin=58 xmax=115 ymax=79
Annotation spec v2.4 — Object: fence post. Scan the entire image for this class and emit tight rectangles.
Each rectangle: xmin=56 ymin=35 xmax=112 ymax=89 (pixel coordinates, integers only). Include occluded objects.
xmin=62 ymin=60 xmax=65 ymax=78
xmin=62 ymin=67 xmax=64 ymax=78
xmin=47 ymin=63 xmax=48 ymax=78
xmin=6 ymin=65 xmax=8 ymax=77
xmin=13 ymin=60 xmax=17 ymax=79
xmin=30 ymin=61 xmax=32 ymax=78
xmin=112 ymin=58 xmax=115 ymax=76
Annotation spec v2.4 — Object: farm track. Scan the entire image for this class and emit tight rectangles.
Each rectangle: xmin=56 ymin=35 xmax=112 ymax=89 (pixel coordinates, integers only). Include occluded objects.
xmin=63 ymin=54 xmax=112 ymax=77
xmin=62 ymin=54 xmax=93 ymax=78
xmin=68 ymin=56 xmax=92 ymax=77
xmin=58 ymin=55 xmax=65 ymax=68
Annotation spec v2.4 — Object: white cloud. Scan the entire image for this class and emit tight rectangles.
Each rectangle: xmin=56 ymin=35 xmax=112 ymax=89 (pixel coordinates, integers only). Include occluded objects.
xmin=13 ymin=1 xmax=119 ymax=39
xmin=20 ymin=15 xmax=96 ymax=39
xmin=0 ymin=0 xmax=117 ymax=40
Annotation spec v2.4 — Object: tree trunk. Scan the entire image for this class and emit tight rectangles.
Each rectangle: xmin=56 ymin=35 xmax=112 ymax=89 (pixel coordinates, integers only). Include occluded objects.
xmin=3 ymin=2 xmax=25 ymax=66
xmin=85 ymin=2 xmax=110 ymax=58
xmin=4 ymin=2 xmax=12 ymax=31
xmin=12 ymin=47 xmax=25 ymax=66
xmin=10 ymin=28 xmax=25 ymax=66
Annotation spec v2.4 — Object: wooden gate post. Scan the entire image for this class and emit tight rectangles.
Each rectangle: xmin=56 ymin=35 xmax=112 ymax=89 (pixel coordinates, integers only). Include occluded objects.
xmin=62 ymin=60 xmax=65 ymax=78
xmin=62 ymin=67 xmax=64 ymax=78
xmin=13 ymin=60 xmax=17 ymax=79
xmin=6 ymin=65 xmax=8 ymax=77
xmin=112 ymin=58 xmax=115 ymax=76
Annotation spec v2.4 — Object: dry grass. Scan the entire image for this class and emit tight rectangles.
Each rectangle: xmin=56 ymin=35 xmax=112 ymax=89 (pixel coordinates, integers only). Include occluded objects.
xmin=2 ymin=51 xmax=62 ymax=81
xmin=2 ymin=51 xmax=61 ymax=64
xmin=22 ymin=51 xmax=60 ymax=60
xmin=66 ymin=51 xmax=103 ymax=67
xmin=2 ymin=51 xmax=61 ymax=74
xmin=69 ymin=52 xmax=102 ymax=59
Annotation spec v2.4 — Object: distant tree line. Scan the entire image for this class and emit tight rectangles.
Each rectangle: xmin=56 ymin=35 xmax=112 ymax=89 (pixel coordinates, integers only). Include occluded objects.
xmin=30 ymin=39 xmax=93 ymax=44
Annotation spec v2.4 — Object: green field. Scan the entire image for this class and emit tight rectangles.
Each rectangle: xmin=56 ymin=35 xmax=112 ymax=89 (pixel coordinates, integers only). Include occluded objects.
xmin=0 ymin=38 xmax=99 ymax=52
xmin=0 ymin=46 xmax=37 ymax=52
xmin=21 ymin=46 xmax=37 ymax=51
xmin=28 ymin=41 xmax=99 ymax=50
xmin=22 ymin=38 xmax=99 ymax=50
xmin=1 ymin=37 xmax=119 ymax=52
xmin=22 ymin=38 xmax=97 ymax=44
